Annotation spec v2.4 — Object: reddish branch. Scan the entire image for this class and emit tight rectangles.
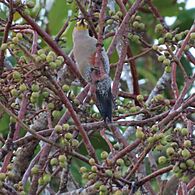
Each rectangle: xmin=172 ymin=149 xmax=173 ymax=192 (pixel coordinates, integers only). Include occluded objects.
xmin=0 ymin=1 xmax=14 ymax=74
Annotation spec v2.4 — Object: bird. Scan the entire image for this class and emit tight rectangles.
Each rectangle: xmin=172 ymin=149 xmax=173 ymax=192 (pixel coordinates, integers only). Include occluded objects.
xmin=72 ymin=19 xmax=112 ymax=123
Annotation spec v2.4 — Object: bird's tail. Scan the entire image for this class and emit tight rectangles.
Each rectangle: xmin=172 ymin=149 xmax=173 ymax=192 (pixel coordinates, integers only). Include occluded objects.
xmin=95 ymin=76 xmax=113 ymax=123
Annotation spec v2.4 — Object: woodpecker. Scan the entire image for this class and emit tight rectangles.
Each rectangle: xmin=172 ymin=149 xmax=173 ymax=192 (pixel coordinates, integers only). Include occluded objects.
xmin=73 ymin=19 xmax=112 ymax=122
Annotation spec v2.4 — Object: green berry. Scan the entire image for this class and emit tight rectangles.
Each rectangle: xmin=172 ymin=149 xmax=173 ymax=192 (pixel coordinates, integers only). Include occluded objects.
xmin=158 ymin=55 xmax=166 ymax=62
xmin=107 ymin=19 xmax=113 ymax=25
xmin=54 ymin=125 xmax=62 ymax=133
xmin=114 ymin=190 xmax=123 ymax=195
xmin=155 ymin=24 xmax=163 ymax=33
xmin=181 ymin=175 xmax=189 ymax=183
xmin=11 ymin=89 xmax=19 ymax=97
xmin=64 ymin=132 xmax=73 ymax=140
xmin=116 ymin=158 xmax=124 ymax=166
xmin=99 ymin=185 xmax=107 ymax=192
xmin=43 ymin=173 xmax=51 ymax=183
xmin=158 ymin=37 xmax=165 ymax=44
xmin=80 ymin=166 xmax=87 ymax=173
xmin=89 ymin=158 xmax=96 ymax=165
xmin=1 ymin=43 xmax=8 ymax=50
xmin=58 ymin=154 xmax=67 ymax=163
xmin=12 ymin=37 xmax=19 ymax=44
xmin=137 ymin=94 xmax=144 ymax=101
xmin=190 ymin=32 xmax=195 ymax=39
xmin=135 ymin=15 xmax=141 ymax=21
xmin=91 ymin=165 xmax=98 ymax=172
xmin=31 ymin=84 xmax=39 ymax=92
xmin=16 ymin=33 xmax=23 ymax=39
xmin=19 ymin=84 xmax=27 ymax=92
xmin=63 ymin=123 xmax=70 ymax=131
xmin=31 ymin=165 xmax=39 ymax=174
xmin=62 ymin=84 xmax=70 ymax=92
xmin=38 ymin=177 xmax=45 ymax=185
xmin=166 ymin=147 xmax=175 ymax=156
xmin=116 ymin=11 xmax=123 ymax=18
xmin=48 ymin=103 xmax=54 ymax=110
xmin=181 ymin=128 xmax=188 ymax=136
xmin=165 ymin=66 xmax=171 ymax=73
xmin=163 ymin=59 xmax=171 ymax=66
xmin=183 ymin=140 xmax=191 ymax=148
xmin=26 ymin=1 xmax=35 ymax=9
xmin=105 ymin=169 xmax=113 ymax=177
xmin=13 ymin=71 xmax=21 ymax=81
xmin=52 ymin=110 xmax=61 ymax=119
xmin=71 ymin=139 xmax=79 ymax=147
xmin=50 ymin=158 xmax=58 ymax=166
xmin=0 ymin=173 xmax=6 ymax=180
xmin=158 ymin=156 xmax=167 ymax=164
xmin=186 ymin=159 xmax=194 ymax=168
xmin=179 ymin=162 xmax=187 ymax=170
xmin=101 ymin=151 xmax=109 ymax=160
xmin=165 ymin=32 xmax=173 ymax=39
xmin=133 ymin=21 xmax=139 ymax=28
xmin=181 ymin=149 xmax=191 ymax=159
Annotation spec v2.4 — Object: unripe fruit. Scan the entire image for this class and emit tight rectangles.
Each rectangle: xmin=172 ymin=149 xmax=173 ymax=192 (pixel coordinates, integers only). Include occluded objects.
xmin=50 ymin=158 xmax=58 ymax=166
xmin=165 ymin=66 xmax=171 ymax=73
xmin=180 ymin=128 xmax=188 ymax=136
xmin=65 ymin=132 xmax=73 ymax=140
xmin=133 ymin=21 xmax=139 ymax=28
xmin=152 ymin=45 xmax=158 ymax=50
xmin=114 ymin=171 xmax=121 ymax=179
xmin=13 ymin=71 xmax=21 ymax=81
xmin=1 ymin=43 xmax=8 ymax=50
xmin=63 ymin=123 xmax=70 ymax=131
xmin=48 ymin=102 xmax=55 ymax=110
xmin=54 ymin=125 xmax=62 ymax=133
xmin=12 ymin=37 xmax=19 ymax=44
xmin=107 ymin=19 xmax=113 ymax=25
xmin=38 ymin=177 xmax=44 ymax=185
xmin=158 ymin=55 xmax=166 ymax=62
xmin=19 ymin=84 xmax=27 ymax=92
xmin=139 ymin=23 xmax=145 ymax=30
xmin=0 ymin=173 xmax=6 ymax=180
xmin=31 ymin=165 xmax=39 ymax=174
xmin=49 ymin=62 xmax=57 ymax=69
xmin=82 ymin=173 xmax=89 ymax=180
xmin=62 ymin=84 xmax=70 ymax=92
xmin=158 ymin=37 xmax=165 ymax=44
xmin=181 ymin=149 xmax=191 ymax=159
xmin=183 ymin=140 xmax=191 ymax=147
xmin=11 ymin=89 xmax=19 ymax=97
xmin=101 ymin=151 xmax=108 ymax=159
xmin=31 ymin=92 xmax=39 ymax=99
xmin=43 ymin=173 xmax=51 ymax=183
xmin=155 ymin=24 xmax=163 ymax=32
xmin=109 ymin=10 xmax=115 ymax=16
xmin=135 ymin=15 xmax=141 ymax=21
xmin=186 ymin=159 xmax=194 ymax=168
xmin=158 ymin=156 xmax=167 ymax=164
xmin=137 ymin=94 xmax=144 ymax=101
xmin=89 ymin=158 xmax=96 ymax=165
xmin=175 ymin=34 xmax=182 ymax=41
xmin=26 ymin=1 xmax=35 ymax=8
xmin=80 ymin=166 xmax=87 ymax=173
xmin=163 ymin=59 xmax=171 ymax=66
xmin=116 ymin=11 xmax=123 ymax=18
xmin=42 ymin=91 xmax=49 ymax=98
xmin=190 ymin=32 xmax=195 ymax=39
xmin=91 ymin=165 xmax=98 ymax=172
xmin=99 ymin=185 xmax=107 ymax=192
xmin=166 ymin=147 xmax=175 ymax=156
xmin=105 ymin=169 xmax=113 ymax=177
xmin=71 ymin=139 xmax=79 ymax=147
xmin=165 ymin=32 xmax=173 ymax=39
xmin=52 ymin=110 xmax=61 ymax=119
xmin=16 ymin=33 xmax=23 ymax=40
xmin=31 ymin=84 xmax=39 ymax=92
xmin=181 ymin=175 xmax=189 ymax=183
xmin=58 ymin=155 xmax=67 ymax=163
xmin=116 ymin=158 xmax=124 ymax=166
xmin=88 ymin=173 xmax=97 ymax=180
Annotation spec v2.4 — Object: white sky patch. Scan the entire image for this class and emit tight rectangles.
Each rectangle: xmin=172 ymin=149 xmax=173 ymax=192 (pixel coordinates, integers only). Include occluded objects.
xmin=186 ymin=0 xmax=195 ymax=9
xmin=165 ymin=17 xmax=177 ymax=26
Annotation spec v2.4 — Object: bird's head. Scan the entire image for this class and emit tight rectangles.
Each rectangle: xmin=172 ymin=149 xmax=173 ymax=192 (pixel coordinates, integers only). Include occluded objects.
xmin=75 ymin=19 xmax=88 ymax=31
